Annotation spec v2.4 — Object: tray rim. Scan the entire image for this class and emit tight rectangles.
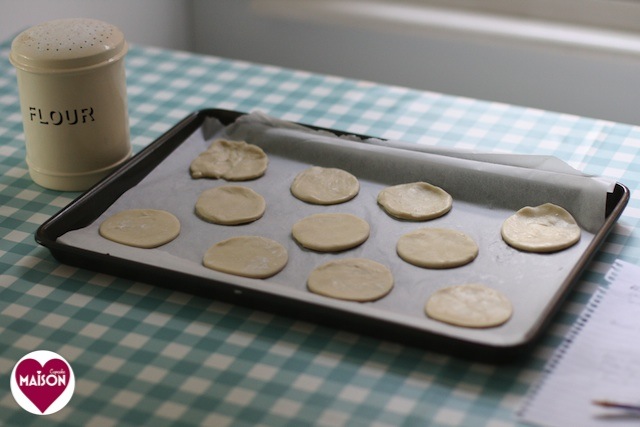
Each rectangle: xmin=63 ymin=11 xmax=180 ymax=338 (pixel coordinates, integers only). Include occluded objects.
xmin=35 ymin=108 xmax=631 ymax=363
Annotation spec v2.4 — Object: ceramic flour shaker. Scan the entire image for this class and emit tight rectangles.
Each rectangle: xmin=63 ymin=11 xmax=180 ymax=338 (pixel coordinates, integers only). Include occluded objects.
xmin=10 ymin=18 xmax=131 ymax=191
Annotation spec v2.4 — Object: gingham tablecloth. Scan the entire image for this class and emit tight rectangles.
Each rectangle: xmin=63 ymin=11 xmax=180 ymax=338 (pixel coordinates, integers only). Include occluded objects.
xmin=1 ymin=38 xmax=639 ymax=427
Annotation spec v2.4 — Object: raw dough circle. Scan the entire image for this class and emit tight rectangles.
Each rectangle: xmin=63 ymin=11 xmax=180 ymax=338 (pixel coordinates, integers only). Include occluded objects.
xmin=397 ymin=228 xmax=478 ymax=269
xmin=99 ymin=209 xmax=180 ymax=249
xmin=292 ymin=213 xmax=370 ymax=252
xmin=501 ymin=203 xmax=581 ymax=253
xmin=203 ymin=236 xmax=288 ymax=279
xmin=190 ymin=139 xmax=268 ymax=181
xmin=425 ymin=284 xmax=512 ymax=328
xmin=307 ymin=258 xmax=394 ymax=302
xmin=195 ymin=186 xmax=266 ymax=225
xmin=377 ymin=182 xmax=452 ymax=221
xmin=290 ymin=166 xmax=359 ymax=205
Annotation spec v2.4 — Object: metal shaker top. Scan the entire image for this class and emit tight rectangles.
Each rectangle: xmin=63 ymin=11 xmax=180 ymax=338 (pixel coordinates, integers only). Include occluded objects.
xmin=10 ymin=18 xmax=127 ymax=73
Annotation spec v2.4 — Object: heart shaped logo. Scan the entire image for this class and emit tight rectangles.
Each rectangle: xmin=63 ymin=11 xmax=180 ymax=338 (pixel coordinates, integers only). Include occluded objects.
xmin=11 ymin=350 xmax=75 ymax=415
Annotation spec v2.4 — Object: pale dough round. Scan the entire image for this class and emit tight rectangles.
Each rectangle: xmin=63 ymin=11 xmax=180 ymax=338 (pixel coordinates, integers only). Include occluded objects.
xmin=203 ymin=236 xmax=288 ymax=279
xmin=307 ymin=258 xmax=394 ymax=302
xmin=397 ymin=228 xmax=478 ymax=269
xmin=99 ymin=209 xmax=180 ymax=249
xmin=290 ymin=166 xmax=359 ymax=205
xmin=190 ymin=139 xmax=268 ymax=181
xmin=292 ymin=213 xmax=370 ymax=252
xmin=501 ymin=203 xmax=581 ymax=253
xmin=377 ymin=182 xmax=452 ymax=221
xmin=425 ymin=284 xmax=512 ymax=328
xmin=195 ymin=186 xmax=266 ymax=225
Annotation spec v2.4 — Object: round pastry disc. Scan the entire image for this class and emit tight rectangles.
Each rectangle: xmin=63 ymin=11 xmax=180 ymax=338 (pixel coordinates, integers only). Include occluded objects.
xmin=425 ymin=283 xmax=512 ymax=328
xmin=99 ymin=209 xmax=180 ymax=249
xmin=290 ymin=166 xmax=359 ymax=205
xmin=501 ymin=203 xmax=580 ymax=253
xmin=203 ymin=236 xmax=288 ymax=279
xmin=307 ymin=258 xmax=394 ymax=302
xmin=292 ymin=213 xmax=370 ymax=252
xmin=195 ymin=185 xmax=266 ymax=225
xmin=377 ymin=181 xmax=452 ymax=221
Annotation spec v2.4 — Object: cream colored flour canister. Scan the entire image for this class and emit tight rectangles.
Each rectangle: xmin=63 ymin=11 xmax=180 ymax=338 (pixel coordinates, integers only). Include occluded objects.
xmin=10 ymin=18 xmax=131 ymax=191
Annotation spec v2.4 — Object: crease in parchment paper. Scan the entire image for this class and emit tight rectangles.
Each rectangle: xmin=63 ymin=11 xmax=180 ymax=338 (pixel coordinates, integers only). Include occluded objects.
xmin=226 ymin=111 xmax=611 ymax=233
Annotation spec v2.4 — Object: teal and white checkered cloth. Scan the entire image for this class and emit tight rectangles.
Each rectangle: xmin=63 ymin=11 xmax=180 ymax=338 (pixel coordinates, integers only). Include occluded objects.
xmin=1 ymin=39 xmax=639 ymax=426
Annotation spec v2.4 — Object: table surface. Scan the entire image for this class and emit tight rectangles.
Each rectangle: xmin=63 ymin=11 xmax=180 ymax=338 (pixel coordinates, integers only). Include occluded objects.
xmin=1 ymin=38 xmax=639 ymax=427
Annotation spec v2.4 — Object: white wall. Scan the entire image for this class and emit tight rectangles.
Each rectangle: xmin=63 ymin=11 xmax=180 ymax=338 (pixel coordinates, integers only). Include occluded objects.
xmin=0 ymin=0 xmax=194 ymax=50
xmin=192 ymin=1 xmax=640 ymax=126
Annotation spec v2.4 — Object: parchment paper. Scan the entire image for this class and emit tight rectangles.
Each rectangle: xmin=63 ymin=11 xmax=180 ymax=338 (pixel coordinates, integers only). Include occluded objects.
xmin=59 ymin=112 xmax=613 ymax=347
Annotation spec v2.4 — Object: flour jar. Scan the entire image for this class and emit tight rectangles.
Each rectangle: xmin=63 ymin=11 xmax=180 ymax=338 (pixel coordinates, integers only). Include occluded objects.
xmin=10 ymin=18 xmax=131 ymax=191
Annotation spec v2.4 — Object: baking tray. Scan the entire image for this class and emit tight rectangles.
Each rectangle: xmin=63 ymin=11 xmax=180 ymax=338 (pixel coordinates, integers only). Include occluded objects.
xmin=36 ymin=109 xmax=629 ymax=362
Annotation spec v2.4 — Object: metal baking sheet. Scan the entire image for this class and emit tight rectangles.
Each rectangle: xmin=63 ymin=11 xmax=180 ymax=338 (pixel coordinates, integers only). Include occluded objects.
xmin=37 ymin=109 xmax=629 ymax=362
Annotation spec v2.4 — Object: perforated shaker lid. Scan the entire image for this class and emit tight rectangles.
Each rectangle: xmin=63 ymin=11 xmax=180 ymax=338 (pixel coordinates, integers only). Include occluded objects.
xmin=10 ymin=18 xmax=127 ymax=73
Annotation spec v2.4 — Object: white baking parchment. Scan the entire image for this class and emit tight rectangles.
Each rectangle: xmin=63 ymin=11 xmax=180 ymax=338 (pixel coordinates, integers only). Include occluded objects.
xmin=59 ymin=112 xmax=614 ymax=347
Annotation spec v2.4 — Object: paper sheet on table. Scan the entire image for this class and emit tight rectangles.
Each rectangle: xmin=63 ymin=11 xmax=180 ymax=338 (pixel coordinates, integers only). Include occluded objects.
xmin=519 ymin=259 xmax=640 ymax=427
